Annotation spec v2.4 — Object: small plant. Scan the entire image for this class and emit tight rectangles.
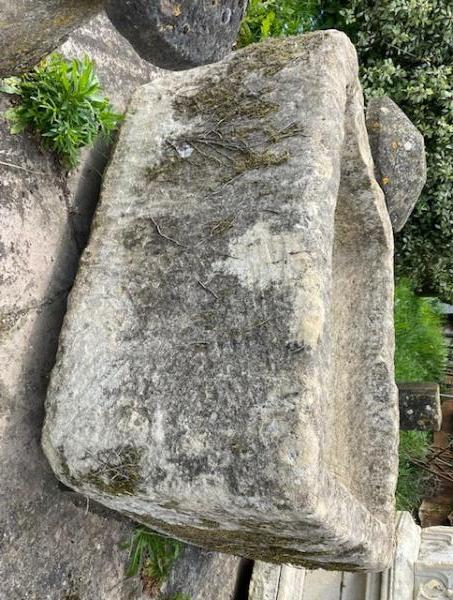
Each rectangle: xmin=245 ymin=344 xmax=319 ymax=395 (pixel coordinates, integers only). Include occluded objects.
xmin=238 ymin=0 xmax=321 ymax=47
xmin=397 ymin=430 xmax=431 ymax=512
xmin=0 ymin=53 xmax=122 ymax=167
xmin=123 ymin=526 xmax=183 ymax=582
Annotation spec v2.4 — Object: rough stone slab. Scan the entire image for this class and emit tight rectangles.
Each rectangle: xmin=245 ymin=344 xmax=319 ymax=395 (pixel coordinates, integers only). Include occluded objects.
xmin=366 ymin=96 xmax=426 ymax=232
xmin=249 ymin=562 xmax=305 ymax=600
xmin=0 ymin=93 xmax=78 ymax=317
xmin=385 ymin=511 xmax=421 ymax=600
xmin=0 ymin=14 xmax=156 ymax=600
xmin=106 ymin=0 xmax=247 ymax=70
xmin=278 ymin=565 xmax=306 ymax=600
xmin=0 ymin=0 xmax=105 ymax=77
xmin=254 ymin=512 xmax=418 ymax=600
xmin=398 ymin=382 xmax=442 ymax=431
xmin=249 ymin=562 xmax=282 ymax=600
xmin=161 ymin=545 xmax=243 ymax=600
xmin=43 ymin=30 xmax=398 ymax=571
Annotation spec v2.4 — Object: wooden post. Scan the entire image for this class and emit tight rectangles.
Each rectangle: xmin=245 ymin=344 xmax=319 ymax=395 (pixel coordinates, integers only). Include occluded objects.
xmin=398 ymin=382 xmax=442 ymax=431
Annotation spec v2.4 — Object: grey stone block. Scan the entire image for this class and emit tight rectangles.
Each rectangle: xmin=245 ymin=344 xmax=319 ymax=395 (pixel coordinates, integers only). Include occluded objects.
xmin=398 ymin=382 xmax=442 ymax=431
xmin=161 ymin=545 xmax=244 ymax=600
xmin=0 ymin=0 xmax=104 ymax=77
xmin=106 ymin=0 xmax=247 ymax=70
xmin=366 ymin=96 xmax=426 ymax=232
xmin=249 ymin=562 xmax=305 ymax=600
xmin=0 ymin=14 xmax=156 ymax=599
xmin=42 ymin=31 xmax=398 ymax=571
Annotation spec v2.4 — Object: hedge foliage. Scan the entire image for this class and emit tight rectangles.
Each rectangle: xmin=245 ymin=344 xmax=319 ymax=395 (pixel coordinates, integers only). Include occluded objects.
xmin=322 ymin=0 xmax=453 ymax=302
xmin=237 ymin=0 xmax=321 ymax=47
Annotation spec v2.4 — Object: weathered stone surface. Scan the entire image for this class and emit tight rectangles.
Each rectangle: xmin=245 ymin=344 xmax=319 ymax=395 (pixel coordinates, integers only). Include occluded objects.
xmin=398 ymin=382 xmax=442 ymax=431
xmin=384 ymin=511 xmax=421 ymax=600
xmin=415 ymin=526 xmax=453 ymax=599
xmin=366 ymin=96 xmax=426 ymax=232
xmin=105 ymin=0 xmax=247 ymax=70
xmin=161 ymin=545 xmax=244 ymax=600
xmin=249 ymin=562 xmax=305 ymax=600
xmin=42 ymin=30 xmax=398 ymax=571
xmin=248 ymin=512 xmax=419 ymax=600
xmin=301 ymin=570 xmax=344 ymax=599
xmin=0 ymin=0 xmax=105 ymax=77
xmin=0 ymin=15 xmax=155 ymax=599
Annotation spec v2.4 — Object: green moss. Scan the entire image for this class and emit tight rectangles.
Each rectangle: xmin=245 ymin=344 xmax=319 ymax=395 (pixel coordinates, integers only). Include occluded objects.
xmin=233 ymin=149 xmax=290 ymax=175
xmin=264 ymin=122 xmax=306 ymax=143
xmin=174 ymin=34 xmax=325 ymax=124
xmin=208 ymin=215 xmax=235 ymax=235
xmin=198 ymin=518 xmax=221 ymax=529
xmin=152 ymin=37 xmax=323 ymax=191
xmin=173 ymin=72 xmax=277 ymax=124
xmin=56 ymin=445 xmax=78 ymax=487
xmin=123 ymin=511 xmax=362 ymax=571
xmin=81 ymin=445 xmax=144 ymax=496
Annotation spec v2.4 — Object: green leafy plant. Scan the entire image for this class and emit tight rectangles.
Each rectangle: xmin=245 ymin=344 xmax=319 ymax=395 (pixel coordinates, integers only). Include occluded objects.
xmin=123 ymin=526 xmax=183 ymax=582
xmin=0 ymin=53 xmax=122 ymax=167
xmin=238 ymin=0 xmax=321 ymax=47
xmin=394 ymin=279 xmax=447 ymax=512
xmin=320 ymin=0 xmax=453 ymax=302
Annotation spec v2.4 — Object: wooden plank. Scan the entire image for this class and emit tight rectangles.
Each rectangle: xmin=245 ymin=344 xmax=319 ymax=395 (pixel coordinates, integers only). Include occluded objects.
xmin=441 ymin=399 xmax=453 ymax=433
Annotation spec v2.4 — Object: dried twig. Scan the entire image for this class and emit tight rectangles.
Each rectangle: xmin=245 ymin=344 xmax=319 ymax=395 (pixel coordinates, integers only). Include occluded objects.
xmin=262 ymin=208 xmax=281 ymax=215
xmin=148 ymin=216 xmax=186 ymax=248
xmin=197 ymin=279 xmax=219 ymax=300
xmin=244 ymin=318 xmax=273 ymax=333
xmin=0 ymin=159 xmax=45 ymax=175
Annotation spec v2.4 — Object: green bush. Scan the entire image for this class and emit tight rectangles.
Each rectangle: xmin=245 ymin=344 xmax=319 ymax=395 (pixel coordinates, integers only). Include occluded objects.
xmin=1 ymin=53 xmax=122 ymax=167
xmin=238 ymin=0 xmax=321 ymax=46
xmin=394 ymin=279 xmax=447 ymax=512
xmin=321 ymin=0 xmax=453 ymax=302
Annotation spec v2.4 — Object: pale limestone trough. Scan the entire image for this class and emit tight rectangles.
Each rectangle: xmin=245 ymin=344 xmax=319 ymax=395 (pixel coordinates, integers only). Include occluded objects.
xmin=42 ymin=30 xmax=399 ymax=571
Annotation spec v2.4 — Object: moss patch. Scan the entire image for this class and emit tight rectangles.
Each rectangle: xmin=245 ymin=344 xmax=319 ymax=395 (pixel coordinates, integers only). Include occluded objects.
xmin=124 ymin=510 xmax=363 ymax=571
xmin=143 ymin=36 xmax=323 ymax=192
xmin=81 ymin=445 xmax=144 ymax=496
xmin=173 ymin=33 xmax=326 ymax=122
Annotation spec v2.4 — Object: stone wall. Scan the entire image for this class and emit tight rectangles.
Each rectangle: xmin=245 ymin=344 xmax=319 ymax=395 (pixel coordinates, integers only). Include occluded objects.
xmin=0 ymin=14 xmax=154 ymax=599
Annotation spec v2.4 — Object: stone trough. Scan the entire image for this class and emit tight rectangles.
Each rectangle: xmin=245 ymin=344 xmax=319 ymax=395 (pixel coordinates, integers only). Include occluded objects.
xmin=42 ymin=30 xmax=399 ymax=572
